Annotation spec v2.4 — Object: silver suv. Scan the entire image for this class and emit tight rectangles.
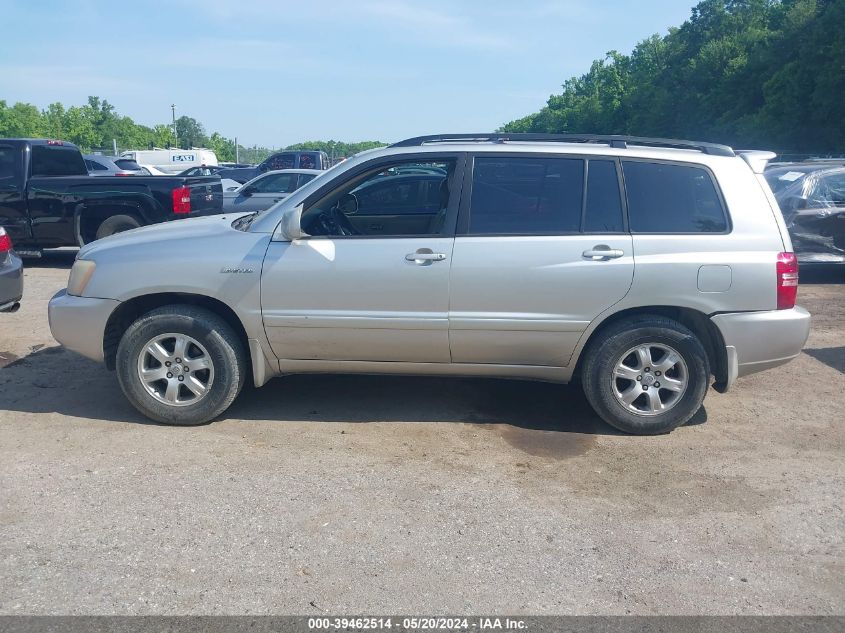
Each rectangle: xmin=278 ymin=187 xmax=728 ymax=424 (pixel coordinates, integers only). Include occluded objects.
xmin=48 ymin=134 xmax=811 ymax=435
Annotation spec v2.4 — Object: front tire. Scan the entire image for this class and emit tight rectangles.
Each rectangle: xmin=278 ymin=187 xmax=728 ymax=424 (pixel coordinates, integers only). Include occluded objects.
xmin=116 ymin=305 xmax=247 ymax=425
xmin=581 ymin=316 xmax=710 ymax=435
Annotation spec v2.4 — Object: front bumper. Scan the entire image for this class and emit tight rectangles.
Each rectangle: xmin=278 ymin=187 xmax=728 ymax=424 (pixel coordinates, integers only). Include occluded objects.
xmin=711 ymin=306 xmax=811 ymax=390
xmin=48 ymin=289 xmax=120 ymax=363
xmin=0 ymin=252 xmax=23 ymax=311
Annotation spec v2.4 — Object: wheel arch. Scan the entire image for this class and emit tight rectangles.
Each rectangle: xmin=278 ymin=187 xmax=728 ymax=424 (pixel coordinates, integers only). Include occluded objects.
xmin=103 ymin=293 xmax=250 ymax=373
xmin=573 ymin=305 xmax=728 ymax=389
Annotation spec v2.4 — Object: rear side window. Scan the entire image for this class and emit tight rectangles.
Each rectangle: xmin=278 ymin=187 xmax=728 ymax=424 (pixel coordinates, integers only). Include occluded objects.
xmin=584 ymin=159 xmax=624 ymax=232
xmin=87 ymin=159 xmax=108 ymax=171
xmin=469 ymin=157 xmax=584 ymax=234
xmin=31 ymin=145 xmax=87 ymax=177
xmin=265 ymin=153 xmax=295 ymax=170
xmin=623 ymin=161 xmax=727 ymax=233
xmin=0 ymin=145 xmax=20 ymax=181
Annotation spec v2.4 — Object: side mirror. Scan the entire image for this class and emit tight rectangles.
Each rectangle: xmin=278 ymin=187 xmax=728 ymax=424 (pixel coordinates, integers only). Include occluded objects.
xmin=275 ymin=203 xmax=306 ymax=241
xmin=240 ymin=187 xmax=254 ymax=197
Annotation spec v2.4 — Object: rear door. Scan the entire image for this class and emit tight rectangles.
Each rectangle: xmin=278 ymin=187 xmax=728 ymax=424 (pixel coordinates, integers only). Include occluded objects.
xmin=449 ymin=154 xmax=634 ymax=366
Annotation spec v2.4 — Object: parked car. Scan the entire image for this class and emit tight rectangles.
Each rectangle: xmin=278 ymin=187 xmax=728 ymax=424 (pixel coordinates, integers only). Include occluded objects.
xmin=178 ymin=165 xmax=226 ymax=177
xmin=84 ymin=154 xmax=147 ymax=176
xmin=766 ymin=165 xmax=845 ymax=264
xmin=765 ymin=161 xmax=845 ymax=194
xmin=217 ymin=150 xmax=329 ymax=184
xmin=137 ymin=164 xmax=171 ymax=176
xmin=119 ymin=148 xmax=218 ymax=174
xmin=0 ymin=139 xmax=223 ymax=253
xmin=222 ymin=169 xmax=321 ymax=213
xmin=48 ymin=133 xmax=810 ymax=434
xmin=0 ymin=226 xmax=23 ymax=312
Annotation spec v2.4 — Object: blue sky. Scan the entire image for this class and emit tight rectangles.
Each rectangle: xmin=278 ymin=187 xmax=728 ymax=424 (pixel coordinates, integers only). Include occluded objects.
xmin=0 ymin=1 xmax=696 ymax=147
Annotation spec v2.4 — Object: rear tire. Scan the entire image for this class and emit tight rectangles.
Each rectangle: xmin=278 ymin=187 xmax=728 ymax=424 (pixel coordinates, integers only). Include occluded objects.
xmin=116 ymin=305 xmax=247 ymax=425
xmin=581 ymin=316 xmax=709 ymax=435
xmin=95 ymin=214 xmax=141 ymax=240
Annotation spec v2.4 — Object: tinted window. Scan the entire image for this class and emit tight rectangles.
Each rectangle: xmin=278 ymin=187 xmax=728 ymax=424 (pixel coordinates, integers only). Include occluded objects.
xmin=265 ymin=153 xmax=295 ymax=170
xmin=469 ymin=157 xmax=583 ymax=234
xmin=114 ymin=159 xmax=141 ymax=171
xmin=86 ymin=158 xmax=108 ymax=171
xmin=584 ymin=160 xmax=623 ymax=232
xmin=0 ymin=145 xmax=19 ymax=180
xmin=623 ymin=161 xmax=727 ymax=233
xmin=31 ymin=145 xmax=87 ymax=177
xmin=298 ymin=173 xmax=317 ymax=187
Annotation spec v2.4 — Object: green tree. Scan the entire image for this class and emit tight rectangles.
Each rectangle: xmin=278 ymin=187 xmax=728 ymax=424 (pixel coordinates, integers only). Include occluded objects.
xmin=501 ymin=0 xmax=845 ymax=153
xmin=174 ymin=116 xmax=208 ymax=149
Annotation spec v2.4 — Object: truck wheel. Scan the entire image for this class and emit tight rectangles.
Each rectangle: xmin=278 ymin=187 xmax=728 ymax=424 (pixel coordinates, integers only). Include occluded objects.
xmin=581 ymin=316 xmax=710 ymax=435
xmin=115 ymin=305 xmax=247 ymax=425
xmin=95 ymin=215 xmax=141 ymax=240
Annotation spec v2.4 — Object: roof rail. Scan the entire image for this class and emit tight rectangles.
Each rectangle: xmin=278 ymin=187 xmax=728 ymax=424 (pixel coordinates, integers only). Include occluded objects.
xmin=390 ymin=133 xmax=736 ymax=157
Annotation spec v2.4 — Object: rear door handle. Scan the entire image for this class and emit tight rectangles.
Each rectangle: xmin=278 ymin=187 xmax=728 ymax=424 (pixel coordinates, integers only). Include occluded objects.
xmin=582 ymin=245 xmax=624 ymax=260
xmin=405 ymin=250 xmax=447 ymax=265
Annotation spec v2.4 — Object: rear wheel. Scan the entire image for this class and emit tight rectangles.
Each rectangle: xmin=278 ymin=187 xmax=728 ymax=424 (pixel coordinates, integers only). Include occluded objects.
xmin=581 ymin=316 xmax=710 ymax=435
xmin=116 ymin=305 xmax=247 ymax=425
xmin=95 ymin=214 xmax=141 ymax=240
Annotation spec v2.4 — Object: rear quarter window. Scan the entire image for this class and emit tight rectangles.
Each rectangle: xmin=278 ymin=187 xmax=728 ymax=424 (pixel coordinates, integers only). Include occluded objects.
xmin=622 ymin=161 xmax=728 ymax=233
xmin=31 ymin=145 xmax=87 ymax=177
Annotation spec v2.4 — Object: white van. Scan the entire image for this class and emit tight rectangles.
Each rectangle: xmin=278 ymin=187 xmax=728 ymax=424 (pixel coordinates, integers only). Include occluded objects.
xmin=119 ymin=148 xmax=218 ymax=174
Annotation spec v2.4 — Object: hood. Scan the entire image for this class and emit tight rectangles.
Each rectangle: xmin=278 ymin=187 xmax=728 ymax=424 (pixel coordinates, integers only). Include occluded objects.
xmin=78 ymin=213 xmax=248 ymax=260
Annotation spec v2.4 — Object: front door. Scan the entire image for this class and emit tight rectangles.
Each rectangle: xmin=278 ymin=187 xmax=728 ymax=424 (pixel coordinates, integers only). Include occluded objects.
xmin=261 ymin=155 xmax=463 ymax=363
xmin=449 ymin=154 xmax=634 ymax=366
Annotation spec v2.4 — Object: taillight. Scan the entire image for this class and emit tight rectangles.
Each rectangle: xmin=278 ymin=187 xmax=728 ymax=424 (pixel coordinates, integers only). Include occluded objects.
xmin=0 ymin=227 xmax=11 ymax=253
xmin=776 ymin=252 xmax=799 ymax=310
xmin=172 ymin=186 xmax=191 ymax=214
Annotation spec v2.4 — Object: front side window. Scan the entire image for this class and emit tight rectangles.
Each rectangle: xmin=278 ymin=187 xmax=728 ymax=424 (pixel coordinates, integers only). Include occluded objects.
xmin=249 ymin=172 xmax=299 ymax=194
xmin=302 ymin=159 xmax=455 ymax=237
xmin=623 ymin=161 xmax=727 ymax=233
xmin=468 ymin=157 xmax=584 ymax=234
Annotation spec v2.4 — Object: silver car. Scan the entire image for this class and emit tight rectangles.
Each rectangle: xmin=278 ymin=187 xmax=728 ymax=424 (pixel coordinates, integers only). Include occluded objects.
xmin=83 ymin=154 xmax=148 ymax=176
xmin=222 ymin=169 xmax=321 ymax=214
xmin=49 ymin=134 xmax=811 ymax=434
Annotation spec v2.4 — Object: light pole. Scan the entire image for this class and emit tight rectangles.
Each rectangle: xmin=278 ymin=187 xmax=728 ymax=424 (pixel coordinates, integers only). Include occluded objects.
xmin=171 ymin=104 xmax=177 ymax=148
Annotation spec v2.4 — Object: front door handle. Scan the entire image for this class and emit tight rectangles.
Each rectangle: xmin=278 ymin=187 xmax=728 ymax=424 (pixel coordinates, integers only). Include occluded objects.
xmin=405 ymin=249 xmax=447 ymax=266
xmin=582 ymin=245 xmax=624 ymax=260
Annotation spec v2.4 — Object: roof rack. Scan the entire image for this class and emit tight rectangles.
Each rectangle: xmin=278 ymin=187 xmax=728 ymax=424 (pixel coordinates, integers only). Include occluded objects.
xmin=390 ymin=133 xmax=736 ymax=157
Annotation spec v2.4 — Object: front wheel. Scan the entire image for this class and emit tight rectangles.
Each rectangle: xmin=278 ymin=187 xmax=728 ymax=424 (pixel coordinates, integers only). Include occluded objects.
xmin=116 ymin=305 xmax=247 ymax=425
xmin=581 ymin=316 xmax=710 ymax=435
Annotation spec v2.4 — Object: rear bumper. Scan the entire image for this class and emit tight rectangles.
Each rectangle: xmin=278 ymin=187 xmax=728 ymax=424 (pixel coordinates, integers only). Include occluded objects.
xmin=711 ymin=306 xmax=811 ymax=390
xmin=48 ymin=289 xmax=119 ymax=363
xmin=0 ymin=252 xmax=24 ymax=311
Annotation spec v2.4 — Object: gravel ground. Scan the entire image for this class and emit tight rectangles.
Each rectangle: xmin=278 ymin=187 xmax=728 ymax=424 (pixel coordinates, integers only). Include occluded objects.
xmin=0 ymin=252 xmax=842 ymax=615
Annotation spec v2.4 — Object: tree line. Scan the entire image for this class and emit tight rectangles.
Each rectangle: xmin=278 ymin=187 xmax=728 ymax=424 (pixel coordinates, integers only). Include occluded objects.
xmin=0 ymin=96 xmax=385 ymax=163
xmin=501 ymin=0 xmax=844 ymax=153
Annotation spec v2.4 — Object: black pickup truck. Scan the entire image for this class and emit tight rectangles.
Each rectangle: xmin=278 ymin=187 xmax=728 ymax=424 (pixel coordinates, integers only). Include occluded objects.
xmin=0 ymin=139 xmax=223 ymax=254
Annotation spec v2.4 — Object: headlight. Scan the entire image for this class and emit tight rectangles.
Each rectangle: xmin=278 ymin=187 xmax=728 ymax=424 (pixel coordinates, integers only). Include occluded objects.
xmin=67 ymin=259 xmax=97 ymax=296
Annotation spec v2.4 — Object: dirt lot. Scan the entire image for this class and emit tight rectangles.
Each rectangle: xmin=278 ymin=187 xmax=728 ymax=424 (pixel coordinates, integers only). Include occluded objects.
xmin=0 ymin=252 xmax=842 ymax=615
